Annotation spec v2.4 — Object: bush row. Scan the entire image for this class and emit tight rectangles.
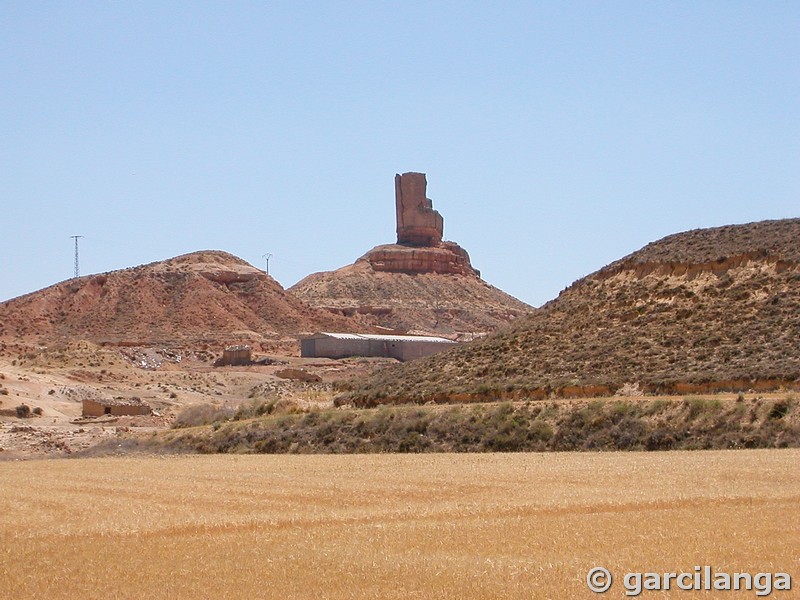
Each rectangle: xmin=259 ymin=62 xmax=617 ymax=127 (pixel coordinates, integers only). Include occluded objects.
xmin=161 ymin=396 xmax=799 ymax=454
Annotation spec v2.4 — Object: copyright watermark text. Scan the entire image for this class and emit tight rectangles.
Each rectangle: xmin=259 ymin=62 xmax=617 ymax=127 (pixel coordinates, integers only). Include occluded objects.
xmin=587 ymin=566 xmax=792 ymax=596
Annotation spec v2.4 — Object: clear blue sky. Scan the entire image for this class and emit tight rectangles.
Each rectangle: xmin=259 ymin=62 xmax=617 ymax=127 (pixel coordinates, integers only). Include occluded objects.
xmin=2 ymin=1 xmax=798 ymax=307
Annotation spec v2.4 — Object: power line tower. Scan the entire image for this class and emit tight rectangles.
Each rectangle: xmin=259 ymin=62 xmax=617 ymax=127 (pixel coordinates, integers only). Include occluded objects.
xmin=262 ymin=253 xmax=272 ymax=275
xmin=70 ymin=235 xmax=84 ymax=278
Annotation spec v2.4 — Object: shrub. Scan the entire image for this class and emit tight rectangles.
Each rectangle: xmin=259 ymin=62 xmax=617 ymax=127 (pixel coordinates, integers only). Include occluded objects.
xmin=768 ymin=401 xmax=789 ymax=420
xmin=255 ymin=399 xmax=277 ymax=417
xmin=645 ymin=427 xmax=677 ymax=451
xmin=684 ymin=397 xmax=720 ymax=418
xmin=173 ymin=404 xmax=233 ymax=428
xmin=15 ymin=404 xmax=31 ymax=418
xmin=642 ymin=399 xmax=669 ymax=415
xmin=529 ymin=420 xmax=553 ymax=442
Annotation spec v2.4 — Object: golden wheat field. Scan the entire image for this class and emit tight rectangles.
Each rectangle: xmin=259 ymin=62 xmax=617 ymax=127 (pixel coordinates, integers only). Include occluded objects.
xmin=1 ymin=450 xmax=797 ymax=599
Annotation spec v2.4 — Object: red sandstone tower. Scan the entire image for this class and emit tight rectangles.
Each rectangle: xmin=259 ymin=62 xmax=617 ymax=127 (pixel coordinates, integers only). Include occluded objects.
xmin=395 ymin=172 xmax=444 ymax=247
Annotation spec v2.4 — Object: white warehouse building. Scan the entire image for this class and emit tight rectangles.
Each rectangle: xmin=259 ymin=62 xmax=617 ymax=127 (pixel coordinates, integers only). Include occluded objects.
xmin=300 ymin=332 xmax=456 ymax=362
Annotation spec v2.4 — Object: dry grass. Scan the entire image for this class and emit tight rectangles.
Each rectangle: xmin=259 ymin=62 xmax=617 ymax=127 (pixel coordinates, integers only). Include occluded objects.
xmin=154 ymin=395 xmax=799 ymax=454
xmin=346 ymin=220 xmax=800 ymax=404
xmin=1 ymin=450 xmax=798 ymax=599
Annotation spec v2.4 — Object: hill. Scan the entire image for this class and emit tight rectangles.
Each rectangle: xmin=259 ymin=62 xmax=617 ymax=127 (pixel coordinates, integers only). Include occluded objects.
xmin=343 ymin=218 xmax=800 ymax=404
xmin=290 ymin=172 xmax=533 ymax=335
xmin=290 ymin=250 xmax=532 ymax=335
xmin=0 ymin=250 xmax=364 ymax=349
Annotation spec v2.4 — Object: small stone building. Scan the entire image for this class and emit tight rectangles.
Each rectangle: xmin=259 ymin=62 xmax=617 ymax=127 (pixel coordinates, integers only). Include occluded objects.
xmin=217 ymin=345 xmax=252 ymax=366
xmin=82 ymin=397 xmax=151 ymax=418
xmin=300 ymin=332 xmax=456 ymax=362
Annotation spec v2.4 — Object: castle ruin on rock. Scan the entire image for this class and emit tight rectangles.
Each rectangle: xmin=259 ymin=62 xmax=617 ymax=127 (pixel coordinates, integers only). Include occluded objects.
xmin=360 ymin=172 xmax=480 ymax=277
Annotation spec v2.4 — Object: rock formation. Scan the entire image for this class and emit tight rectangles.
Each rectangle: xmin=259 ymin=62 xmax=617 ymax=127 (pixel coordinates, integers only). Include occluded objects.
xmin=395 ymin=172 xmax=443 ymax=246
xmin=362 ymin=242 xmax=475 ymax=276
xmin=359 ymin=172 xmax=480 ymax=277
xmin=289 ymin=173 xmax=533 ymax=335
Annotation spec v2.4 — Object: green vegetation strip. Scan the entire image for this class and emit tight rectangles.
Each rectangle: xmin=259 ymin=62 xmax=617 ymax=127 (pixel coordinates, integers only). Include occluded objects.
xmin=115 ymin=396 xmax=800 ymax=455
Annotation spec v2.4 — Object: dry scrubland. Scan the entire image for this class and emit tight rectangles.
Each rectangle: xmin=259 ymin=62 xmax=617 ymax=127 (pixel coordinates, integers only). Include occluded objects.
xmin=156 ymin=394 xmax=799 ymax=454
xmin=344 ymin=220 xmax=800 ymax=405
xmin=1 ymin=450 xmax=798 ymax=599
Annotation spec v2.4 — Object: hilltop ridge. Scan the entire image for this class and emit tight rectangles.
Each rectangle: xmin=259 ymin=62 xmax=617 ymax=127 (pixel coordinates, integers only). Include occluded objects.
xmin=0 ymin=250 xmax=365 ymax=349
xmin=342 ymin=218 xmax=800 ymax=404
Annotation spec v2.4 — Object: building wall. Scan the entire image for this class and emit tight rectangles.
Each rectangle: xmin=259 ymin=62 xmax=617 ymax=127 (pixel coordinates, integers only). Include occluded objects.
xmin=82 ymin=399 xmax=151 ymax=418
xmin=393 ymin=340 xmax=452 ymax=361
xmin=301 ymin=336 xmax=453 ymax=361
xmin=300 ymin=338 xmax=315 ymax=357
xmin=367 ymin=339 xmax=391 ymax=358
xmin=302 ymin=337 xmax=372 ymax=359
xmin=218 ymin=347 xmax=252 ymax=366
xmin=108 ymin=404 xmax=151 ymax=416
xmin=82 ymin=399 xmax=106 ymax=417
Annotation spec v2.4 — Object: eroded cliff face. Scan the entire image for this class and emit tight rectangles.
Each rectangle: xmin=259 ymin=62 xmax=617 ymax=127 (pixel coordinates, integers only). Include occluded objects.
xmin=362 ymin=242 xmax=479 ymax=277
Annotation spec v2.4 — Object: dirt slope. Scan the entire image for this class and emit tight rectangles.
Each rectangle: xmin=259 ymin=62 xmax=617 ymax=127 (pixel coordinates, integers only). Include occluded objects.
xmin=289 ymin=250 xmax=533 ymax=336
xmin=344 ymin=218 xmax=800 ymax=403
xmin=0 ymin=251 xmax=365 ymax=348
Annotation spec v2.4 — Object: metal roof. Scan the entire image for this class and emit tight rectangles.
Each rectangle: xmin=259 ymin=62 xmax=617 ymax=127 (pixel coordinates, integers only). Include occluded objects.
xmin=312 ymin=332 xmax=456 ymax=344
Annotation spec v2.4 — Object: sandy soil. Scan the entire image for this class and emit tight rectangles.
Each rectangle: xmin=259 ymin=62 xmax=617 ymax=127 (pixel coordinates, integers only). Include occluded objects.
xmin=0 ymin=343 xmax=391 ymax=459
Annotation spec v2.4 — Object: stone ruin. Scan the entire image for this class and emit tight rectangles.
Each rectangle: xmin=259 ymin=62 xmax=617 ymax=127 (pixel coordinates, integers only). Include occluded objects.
xmin=360 ymin=172 xmax=480 ymax=277
xmin=215 ymin=345 xmax=252 ymax=366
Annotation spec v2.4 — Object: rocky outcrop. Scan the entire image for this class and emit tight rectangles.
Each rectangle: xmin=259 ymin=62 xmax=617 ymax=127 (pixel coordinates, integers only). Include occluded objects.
xmin=357 ymin=172 xmax=480 ymax=277
xmin=395 ymin=172 xmax=443 ymax=246
xmin=289 ymin=172 xmax=532 ymax=334
xmin=362 ymin=242 xmax=479 ymax=277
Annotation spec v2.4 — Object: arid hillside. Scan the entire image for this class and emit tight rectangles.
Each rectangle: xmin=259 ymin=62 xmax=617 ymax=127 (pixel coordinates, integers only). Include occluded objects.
xmin=0 ymin=251 xmax=364 ymax=349
xmin=290 ymin=251 xmax=532 ymax=336
xmin=343 ymin=218 xmax=800 ymax=404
